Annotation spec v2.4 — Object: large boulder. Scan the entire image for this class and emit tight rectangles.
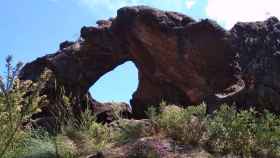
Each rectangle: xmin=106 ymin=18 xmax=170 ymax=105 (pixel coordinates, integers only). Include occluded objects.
xmin=19 ymin=6 xmax=280 ymax=120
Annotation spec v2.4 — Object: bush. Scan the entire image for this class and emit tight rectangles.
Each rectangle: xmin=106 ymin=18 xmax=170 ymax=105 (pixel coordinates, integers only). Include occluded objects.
xmin=113 ymin=119 xmax=152 ymax=144
xmin=206 ymin=105 xmax=257 ymax=156
xmin=9 ymin=128 xmax=76 ymax=158
xmin=148 ymin=102 xmax=280 ymax=157
xmin=206 ymin=104 xmax=280 ymax=157
xmin=155 ymin=103 xmax=207 ymax=145
xmin=87 ymin=121 xmax=111 ymax=151
xmin=0 ymin=56 xmax=49 ymax=158
xmin=58 ymin=105 xmax=111 ymax=156
xmin=255 ymin=110 xmax=280 ymax=157
xmin=0 ymin=56 xmax=75 ymax=158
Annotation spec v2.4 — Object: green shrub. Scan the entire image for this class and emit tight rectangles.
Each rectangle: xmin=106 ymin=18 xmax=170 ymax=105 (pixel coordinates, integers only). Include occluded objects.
xmin=206 ymin=104 xmax=280 ymax=157
xmin=57 ymin=109 xmax=110 ymax=156
xmin=0 ymin=56 xmax=75 ymax=158
xmin=13 ymin=129 xmax=76 ymax=158
xmin=114 ymin=119 xmax=151 ymax=144
xmin=60 ymin=122 xmax=111 ymax=156
xmin=79 ymin=106 xmax=97 ymax=130
xmin=146 ymin=106 xmax=160 ymax=134
xmin=255 ymin=110 xmax=280 ymax=157
xmin=206 ymin=105 xmax=257 ymax=156
xmin=87 ymin=121 xmax=111 ymax=151
xmin=148 ymin=102 xmax=280 ymax=157
xmin=0 ymin=57 xmax=111 ymax=158
xmin=0 ymin=56 xmax=49 ymax=158
xmin=41 ymin=81 xmax=112 ymax=154
xmin=156 ymin=103 xmax=207 ymax=145
xmin=21 ymin=130 xmax=61 ymax=158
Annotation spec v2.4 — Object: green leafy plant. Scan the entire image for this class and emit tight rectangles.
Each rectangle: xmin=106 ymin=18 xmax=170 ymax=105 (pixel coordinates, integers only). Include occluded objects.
xmin=114 ymin=119 xmax=151 ymax=144
xmin=57 ymin=99 xmax=111 ymax=155
xmin=206 ymin=104 xmax=280 ymax=157
xmin=255 ymin=110 xmax=280 ymax=157
xmin=206 ymin=104 xmax=257 ymax=157
xmin=156 ymin=103 xmax=207 ymax=145
xmin=12 ymin=129 xmax=76 ymax=158
xmin=146 ymin=106 xmax=160 ymax=134
xmin=0 ymin=56 xmax=75 ymax=158
xmin=87 ymin=121 xmax=111 ymax=151
xmin=0 ymin=56 xmax=49 ymax=158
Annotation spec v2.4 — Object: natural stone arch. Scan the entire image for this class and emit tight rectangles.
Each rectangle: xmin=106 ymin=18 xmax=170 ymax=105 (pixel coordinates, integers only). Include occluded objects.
xmin=18 ymin=6 xmax=243 ymax=119
xmin=19 ymin=6 xmax=280 ymax=121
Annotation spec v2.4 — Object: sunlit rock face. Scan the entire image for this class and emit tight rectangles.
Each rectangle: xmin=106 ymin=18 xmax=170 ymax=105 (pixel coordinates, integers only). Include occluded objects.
xmin=19 ymin=6 xmax=280 ymax=120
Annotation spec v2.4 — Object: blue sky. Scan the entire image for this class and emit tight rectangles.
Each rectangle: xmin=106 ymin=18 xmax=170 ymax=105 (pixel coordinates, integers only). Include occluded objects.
xmin=1 ymin=0 xmax=278 ymax=103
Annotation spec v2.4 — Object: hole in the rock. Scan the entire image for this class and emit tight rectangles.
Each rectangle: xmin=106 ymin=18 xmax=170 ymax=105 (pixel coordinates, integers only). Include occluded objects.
xmin=89 ymin=61 xmax=139 ymax=104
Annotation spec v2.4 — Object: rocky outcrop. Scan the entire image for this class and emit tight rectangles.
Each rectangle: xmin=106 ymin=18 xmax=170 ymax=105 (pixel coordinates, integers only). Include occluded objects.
xmin=230 ymin=17 xmax=280 ymax=112
xmin=19 ymin=6 xmax=280 ymax=120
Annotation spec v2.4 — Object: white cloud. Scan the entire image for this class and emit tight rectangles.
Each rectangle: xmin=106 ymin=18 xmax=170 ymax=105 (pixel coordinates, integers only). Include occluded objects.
xmin=206 ymin=0 xmax=280 ymax=29
xmin=186 ymin=0 xmax=196 ymax=9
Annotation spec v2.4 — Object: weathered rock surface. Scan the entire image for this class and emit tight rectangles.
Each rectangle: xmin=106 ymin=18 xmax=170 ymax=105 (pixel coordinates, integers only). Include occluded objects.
xmin=230 ymin=17 xmax=280 ymax=112
xmin=19 ymin=6 xmax=280 ymax=120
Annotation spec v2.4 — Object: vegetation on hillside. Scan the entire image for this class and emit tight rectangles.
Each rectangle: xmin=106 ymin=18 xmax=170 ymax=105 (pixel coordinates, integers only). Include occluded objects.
xmin=0 ymin=56 xmax=279 ymax=158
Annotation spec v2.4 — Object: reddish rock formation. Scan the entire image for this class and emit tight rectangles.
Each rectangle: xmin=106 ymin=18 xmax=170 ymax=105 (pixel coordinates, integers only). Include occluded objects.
xmin=19 ymin=6 xmax=280 ymax=120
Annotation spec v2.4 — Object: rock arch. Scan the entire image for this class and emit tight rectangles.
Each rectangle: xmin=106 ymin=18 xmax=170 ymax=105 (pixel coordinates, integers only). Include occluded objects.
xmin=19 ymin=6 xmax=280 ymax=120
